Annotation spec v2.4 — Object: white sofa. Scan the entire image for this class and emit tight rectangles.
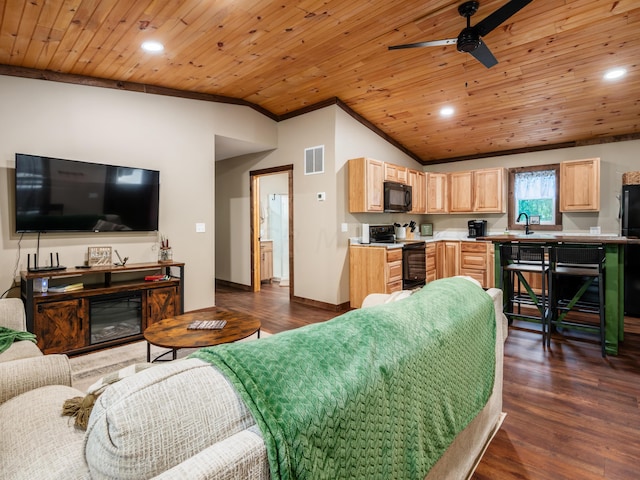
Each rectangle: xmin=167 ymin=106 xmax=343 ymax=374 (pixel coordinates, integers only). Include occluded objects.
xmin=0 ymin=281 xmax=506 ymax=479
xmin=0 ymin=298 xmax=72 ymax=405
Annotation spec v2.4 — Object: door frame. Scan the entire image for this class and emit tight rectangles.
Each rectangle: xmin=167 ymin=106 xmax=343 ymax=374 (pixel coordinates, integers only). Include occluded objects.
xmin=250 ymin=165 xmax=294 ymax=298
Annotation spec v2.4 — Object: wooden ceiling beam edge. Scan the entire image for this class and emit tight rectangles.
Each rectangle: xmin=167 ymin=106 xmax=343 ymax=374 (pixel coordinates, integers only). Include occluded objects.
xmin=426 ymin=132 xmax=640 ymax=165
xmin=1 ymin=64 xmax=638 ymax=166
xmin=0 ymin=64 xmax=278 ymax=121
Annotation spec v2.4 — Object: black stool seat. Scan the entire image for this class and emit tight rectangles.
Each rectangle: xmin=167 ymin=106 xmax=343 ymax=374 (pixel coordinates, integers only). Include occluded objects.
xmin=500 ymin=243 xmax=551 ymax=344
xmin=549 ymin=244 xmax=606 ymax=356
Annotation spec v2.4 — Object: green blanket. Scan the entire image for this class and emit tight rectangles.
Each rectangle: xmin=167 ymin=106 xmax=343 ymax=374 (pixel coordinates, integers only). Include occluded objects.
xmin=191 ymin=277 xmax=496 ymax=480
xmin=0 ymin=326 xmax=37 ymax=354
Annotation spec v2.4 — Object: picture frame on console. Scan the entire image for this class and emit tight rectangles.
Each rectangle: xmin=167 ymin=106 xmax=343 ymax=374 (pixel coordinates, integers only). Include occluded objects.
xmin=88 ymin=246 xmax=112 ymax=266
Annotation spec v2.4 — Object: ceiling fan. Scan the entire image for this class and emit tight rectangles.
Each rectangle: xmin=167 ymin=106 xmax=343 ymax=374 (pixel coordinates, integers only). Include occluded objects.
xmin=388 ymin=0 xmax=532 ymax=68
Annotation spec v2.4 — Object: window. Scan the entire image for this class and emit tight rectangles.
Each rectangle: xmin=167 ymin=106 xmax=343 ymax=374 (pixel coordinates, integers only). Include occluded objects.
xmin=508 ymin=164 xmax=562 ymax=231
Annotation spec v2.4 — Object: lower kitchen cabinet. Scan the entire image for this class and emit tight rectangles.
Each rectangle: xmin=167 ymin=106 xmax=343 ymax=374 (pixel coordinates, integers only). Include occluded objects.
xmin=349 ymin=245 xmax=402 ymax=308
xmin=460 ymin=242 xmax=492 ymax=287
xmin=426 ymin=243 xmax=437 ymax=283
xmin=434 ymin=240 xmax=493 ymax=288
xmin=437 ymin=241 xmax=460 ymax=279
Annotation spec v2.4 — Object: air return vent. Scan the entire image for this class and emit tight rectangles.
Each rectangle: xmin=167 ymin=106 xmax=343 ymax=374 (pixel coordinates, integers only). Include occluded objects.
xmin=304 ymin=145 xmax=324 ymax=175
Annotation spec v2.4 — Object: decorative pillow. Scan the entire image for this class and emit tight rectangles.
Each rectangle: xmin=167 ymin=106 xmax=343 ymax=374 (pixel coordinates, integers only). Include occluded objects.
xmin=62 ymin=362 xmax=153 ymax=429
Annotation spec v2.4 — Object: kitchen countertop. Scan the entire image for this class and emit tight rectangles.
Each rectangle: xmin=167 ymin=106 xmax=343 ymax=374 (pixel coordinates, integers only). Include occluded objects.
xmin=350 ymin=232 xmax=492 ymax=248
xmin=477 ymin=234 xmax=640 ymax=245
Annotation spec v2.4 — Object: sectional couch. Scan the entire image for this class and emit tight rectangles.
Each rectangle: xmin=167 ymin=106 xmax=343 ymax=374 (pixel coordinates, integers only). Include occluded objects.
xmin=0 ymin=278 xmax=507 ymax=479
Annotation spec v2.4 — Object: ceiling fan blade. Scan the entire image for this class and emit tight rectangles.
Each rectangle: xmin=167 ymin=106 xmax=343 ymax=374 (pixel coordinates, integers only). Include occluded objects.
xmin=469 ymin=40 xmax=498 ymax=68
xmin=475 ymin=0 xmax=533 ymax=37
xmin=388 ymin=38 xmax=457 ymax=50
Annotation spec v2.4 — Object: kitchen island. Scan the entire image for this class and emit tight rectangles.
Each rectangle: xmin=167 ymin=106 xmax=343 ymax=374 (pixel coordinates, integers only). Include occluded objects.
xmin=478 ymin=234 xmax=640 ymax=355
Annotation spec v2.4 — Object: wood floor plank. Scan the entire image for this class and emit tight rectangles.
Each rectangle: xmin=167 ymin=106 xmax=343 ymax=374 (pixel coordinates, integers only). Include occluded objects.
xmin=213 ymin=282 xmax=640 ymax=479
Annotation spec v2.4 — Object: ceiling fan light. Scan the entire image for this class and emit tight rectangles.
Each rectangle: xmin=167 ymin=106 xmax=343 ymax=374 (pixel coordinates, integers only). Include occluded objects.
xmin=603 ymin=68 xmax=626 ymax=80
xmin=457 ymin=28 xmax=479 ymax=53
xmin=141 ymin=41 xmax=164 ymax=53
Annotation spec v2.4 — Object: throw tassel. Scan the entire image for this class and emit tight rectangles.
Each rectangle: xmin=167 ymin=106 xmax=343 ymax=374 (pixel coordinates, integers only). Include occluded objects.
xmin=62 ymin=393 xmax=97 ymax=430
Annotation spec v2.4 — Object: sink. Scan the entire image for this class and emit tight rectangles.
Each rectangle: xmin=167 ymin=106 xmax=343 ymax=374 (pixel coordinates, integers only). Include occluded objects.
xmin=515 ymin=233 xmax=556 ymax=239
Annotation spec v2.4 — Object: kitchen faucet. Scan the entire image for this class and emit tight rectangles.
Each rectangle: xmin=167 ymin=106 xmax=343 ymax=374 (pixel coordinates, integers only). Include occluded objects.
xmin=517 ymin=212 xmax=533 ymax=235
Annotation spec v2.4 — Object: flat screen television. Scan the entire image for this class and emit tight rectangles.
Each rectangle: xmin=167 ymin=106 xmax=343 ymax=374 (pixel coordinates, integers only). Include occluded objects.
xmin=15 ymin=153 xmax=160 ymax=233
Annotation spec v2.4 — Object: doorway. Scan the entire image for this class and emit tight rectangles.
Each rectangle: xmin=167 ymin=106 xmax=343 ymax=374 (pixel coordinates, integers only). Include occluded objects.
xmin=250 ymin=165 xmax=293 ymax=297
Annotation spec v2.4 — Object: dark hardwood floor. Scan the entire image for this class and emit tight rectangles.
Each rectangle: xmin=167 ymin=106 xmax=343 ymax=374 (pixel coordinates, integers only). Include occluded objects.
xmin=214 ymin=282 xmax=640 ymax=479
xmin=214 ymin=282 xmax=338 ymax=333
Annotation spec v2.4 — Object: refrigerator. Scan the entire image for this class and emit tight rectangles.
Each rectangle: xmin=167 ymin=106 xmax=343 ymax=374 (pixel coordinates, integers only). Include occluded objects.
xmin=622 ymin=184 xmax=640 ymax=317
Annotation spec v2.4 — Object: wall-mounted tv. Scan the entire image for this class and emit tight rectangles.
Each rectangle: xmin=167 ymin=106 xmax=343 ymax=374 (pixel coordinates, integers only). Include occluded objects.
xmin=15 ymin=153 xmax=160 ymax=233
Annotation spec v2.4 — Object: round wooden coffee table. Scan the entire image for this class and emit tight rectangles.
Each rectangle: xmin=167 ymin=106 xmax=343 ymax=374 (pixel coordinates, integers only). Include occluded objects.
xmin=143 ymin=309 xmax=261 ymax=362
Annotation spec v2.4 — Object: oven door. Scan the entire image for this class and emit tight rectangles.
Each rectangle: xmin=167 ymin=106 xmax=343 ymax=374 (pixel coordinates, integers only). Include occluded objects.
xmin=402 ymin=243 xmax=426 ymax=290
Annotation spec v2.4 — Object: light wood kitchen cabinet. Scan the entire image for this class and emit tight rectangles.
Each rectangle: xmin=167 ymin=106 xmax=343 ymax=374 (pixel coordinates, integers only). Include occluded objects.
xmin=436 ymin=241 xmax=460 ymax=279
xmin=408 ymin=169 xmax=426 ymax=213
xmin=460 ymin=242 xmax=494 ymax=288
xmin=449 ymin=168 xmax=506 ymax=213
xmin=426 ymin=172 xmax=449 ymax=214
xmin=348 ymin=157 xmax=384 ymax=213
xmin=560 ymin=158 xmax=600 ymax=212
xmin=449 ymin=171 xmax=474 ymax=213
xmin=474 ymin=167 xmax=506 ymax=213
xmin=260 ymin=240 xmax=273 ymax=283
xmin=425 ymin=243 xmax=437 ymax=283
xmin=349 ymin=245 xmax=402 ymax=308
xmin=384 ymin=163 xmax=408 ymax=184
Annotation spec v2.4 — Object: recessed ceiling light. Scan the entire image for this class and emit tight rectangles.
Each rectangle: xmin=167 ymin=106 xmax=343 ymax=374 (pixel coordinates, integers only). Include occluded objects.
xmin=440 ymin=106 xmax=455 ymax=117
xmin=141 ymin=41 xmax=164 ymax=53
xmin=603 ymin=68 xmax=626 ymax=80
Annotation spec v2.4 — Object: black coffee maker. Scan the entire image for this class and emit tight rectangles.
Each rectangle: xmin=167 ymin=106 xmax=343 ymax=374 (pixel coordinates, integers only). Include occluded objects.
xmin=468 ymin=220 xmax=487 ymax=238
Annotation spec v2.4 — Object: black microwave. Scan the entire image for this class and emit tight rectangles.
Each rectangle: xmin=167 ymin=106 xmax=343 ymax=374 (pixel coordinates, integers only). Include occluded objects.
xmin=384 ymin=181 xmax=412 ymax=212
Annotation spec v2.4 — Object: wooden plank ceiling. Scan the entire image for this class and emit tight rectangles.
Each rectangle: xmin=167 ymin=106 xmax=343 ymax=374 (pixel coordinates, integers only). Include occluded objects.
xmin=0 ymin=0 xmax=638 ymax=164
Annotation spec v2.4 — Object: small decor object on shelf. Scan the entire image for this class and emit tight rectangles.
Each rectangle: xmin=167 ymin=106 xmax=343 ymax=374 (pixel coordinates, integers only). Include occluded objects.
xmin=88 ymin=246 xmax=112 ymax=266
xmin=159 ymin=236 xmax=172 ymax=263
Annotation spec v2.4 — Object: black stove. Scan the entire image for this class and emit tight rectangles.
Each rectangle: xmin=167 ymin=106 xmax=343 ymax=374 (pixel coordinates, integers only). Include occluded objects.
xmin=368 ymin=225 xmax=427 ymax=289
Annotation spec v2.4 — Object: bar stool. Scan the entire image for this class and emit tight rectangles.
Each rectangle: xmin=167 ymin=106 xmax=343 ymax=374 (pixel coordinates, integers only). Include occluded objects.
xmin=549 ymin=244 xmax=606 ymax=356
xmin=499 ymin=243 xmax=551 ymax=344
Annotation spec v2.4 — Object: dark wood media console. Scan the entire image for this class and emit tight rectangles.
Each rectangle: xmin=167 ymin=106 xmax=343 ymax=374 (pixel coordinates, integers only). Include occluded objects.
xmin=20 ymin=261 xmax=184 ymax=355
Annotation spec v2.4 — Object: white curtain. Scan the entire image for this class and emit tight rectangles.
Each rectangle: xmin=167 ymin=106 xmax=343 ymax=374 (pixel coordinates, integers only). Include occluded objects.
xmin=515 ymin=170 xmax=555 ymax=199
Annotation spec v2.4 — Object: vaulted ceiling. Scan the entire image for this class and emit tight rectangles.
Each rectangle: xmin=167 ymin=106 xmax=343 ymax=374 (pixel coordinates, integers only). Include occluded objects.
xmin=1 ymin=0 xmax=638 ymax=164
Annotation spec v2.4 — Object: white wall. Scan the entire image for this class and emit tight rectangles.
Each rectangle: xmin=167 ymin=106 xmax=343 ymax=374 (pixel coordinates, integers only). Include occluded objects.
xmin=422 ymin=140 xmax=640 ymax=236
xmin=215 ymin=105 xmax=421 ymax=306
xmin=0 ymin=75 xmax=277 ymax=310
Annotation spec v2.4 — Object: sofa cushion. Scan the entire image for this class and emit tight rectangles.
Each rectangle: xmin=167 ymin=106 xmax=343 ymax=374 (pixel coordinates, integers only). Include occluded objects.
xmin=0 ymin=384 xmax=89 ymax=480
xmin=0 ymin=339 xmax=43 ymax=362
xmin=85 ymin=357 xmax=255 ymax=479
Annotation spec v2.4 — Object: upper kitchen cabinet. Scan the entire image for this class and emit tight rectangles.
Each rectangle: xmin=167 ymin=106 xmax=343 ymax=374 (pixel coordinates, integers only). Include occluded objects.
xmin=449 ymin=171 xmax=474 ymax=213
xmin=426 ymin=172 xmax=449 ymax=214
xmin=384 ymin=163 xmax=408 ymax=184
xmin=349 ymin=157 xmax=384 ymax=213
xmin=474 ymin=167 xmax=506 ymax=213
xmin=560 ymin=158 xmax=600 ymax=212
xmin=449 ymin=168 xmax=506 ymax=214
xmin=408 ymin=169 xmax=426 ymax=214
